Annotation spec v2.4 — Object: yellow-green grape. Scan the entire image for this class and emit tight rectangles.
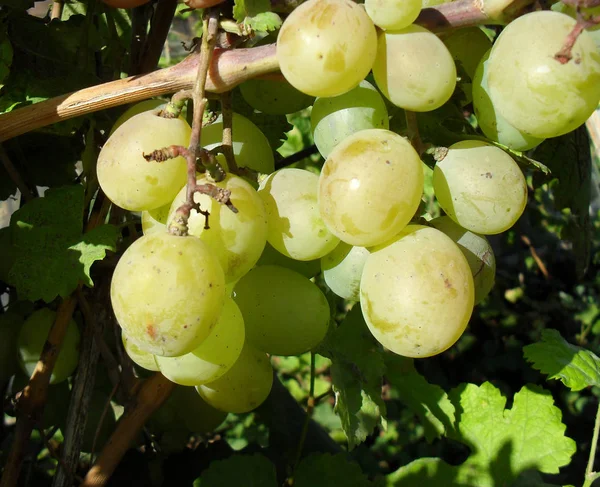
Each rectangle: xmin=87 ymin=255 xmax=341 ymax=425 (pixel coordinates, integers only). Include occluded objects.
xmin=487 ymin=11 xmax=600 ymax=138
xmin=321 ymin=242 xmax=371 ymax=301
xmin=430 ymin=216 xmax=496 ymax=305
xmin=196 ymin=343 xmax=273 ymax=414
xmin=110 ymin=99 xmax=166 ymax=135
xmin=233 ymin=266 xmax=329 ymax=356
xmin=122 ymin=334 xmax=159 ymax=371
xmin=311 ymin=80 xmax=389 ymax=159
xmin=256 ymin=242 xmax=321 ymax=279
xmin=258 ymin=168 xmax=340 ymax=261
xmin=276 ymin=0 xmax=377 ymax=97
xmin=97 ymin=111 xmax=190 ymax=211
xmin=18 ymin=308 xmax=80 ymax=384
xmin=365 ymin=0 xmax=422 ymax=30
xmin=240 ymin=78 xmax=315 ymax=115
xmin=433 ymin=140 xmax=527 ymax=235
xmin=373 ymin=25 xmax=457 ymax=111
xmin=360 ymin=225 xmax=474 ymax=358
xmin=111 ymin=233 xmax=226 ymax=357
xmin=169 ymin=174 xmax=267 ymax=283
xmin=141 ymin=202 xmax=171 ymax=236
xmin=473 ymin=50 xmax=544 ymax=151
xmin=318 ymin=129 xmax=424 ymax=247
xmin=155 ymin=298 xmax=245 ymax=386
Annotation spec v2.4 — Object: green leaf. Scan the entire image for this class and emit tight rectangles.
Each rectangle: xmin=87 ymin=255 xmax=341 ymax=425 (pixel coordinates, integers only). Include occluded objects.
xmin=245 ymin=12 xmax=282 ymax=32
xmin=385 ymin=457 xmax=460 ymax=486
xmin=193 ymin=454 xmax=277 ymax=486
xmin=295 ymin=453 xmax=372 ymax=487
xmin=523 ymin=329 xmax=600 ymax=391
xmin=317 ymin=305 xmax=386 ymax=449
xmin=233 ymin=0 xmax=270 ymax=22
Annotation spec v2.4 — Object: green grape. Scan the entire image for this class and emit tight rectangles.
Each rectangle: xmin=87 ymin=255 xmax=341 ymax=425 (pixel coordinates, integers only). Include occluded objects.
xmin=156 ymin=298 xmax=245 ymax=386
xmin=365 ymin=0 xmax=422 ymax=30
xmin=201 ymin=113 xmax=274 ymax=175
xmin=256 ymin=242 xmax=320 ymax=279
xmin=360 ymin=225 xmax=474 ymax=358
xmin=0 ymin=311 xmax=24 ymax=384
xmin=373 ymin=25 xmax=457 ymax=111
xmin=169 ymin=174 xmax=267 ymax=283
xmin=258 ymin=168 xmax=340 ymax=261
xmin=432 ymin=140 xmax=527 ymax=235
xmin=311 ymin=80 xmax=389 ymax=159
xmin=141 ymin=202 xmax=171 ymax=236
xmin=196 ymin=343 xmax=273 ymax=414
xmin=97 ymin=111 xmax=190 ymax=211
xmin=18 ymin=308 xmax=80 ymax=384
xmin=321 ymin=242 xmax=371 ymax=301
xmin=429 ymin=216 xmax=496 ymax=305
xmin=122 ymin=334 xmax=159 ymax=371
xmin=233 ymin=265 xmax=329 ymax=356
xmin=473 ymin=50 xmax=545 ymax=151
xmin=111 ymin=232 xmax=226 ymax=357
xmin=240 ymin=78 xmax=315 ymax=115
xmin=487 ymin=11 xmax=600 ymax=138
xmin=276 ymin=0 xmax=377 ymax=97
xmin=319 ymin=129 xmax=424 ymax=247
xmin=110 ymin=99 xmax=166 ymax=136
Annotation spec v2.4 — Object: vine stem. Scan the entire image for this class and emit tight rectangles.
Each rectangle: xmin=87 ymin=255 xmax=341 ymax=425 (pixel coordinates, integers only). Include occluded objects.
xmin=583 ymin=400 xmax=600 ymax=487
xmin=292 ymin=352 xmax=316 ymax=477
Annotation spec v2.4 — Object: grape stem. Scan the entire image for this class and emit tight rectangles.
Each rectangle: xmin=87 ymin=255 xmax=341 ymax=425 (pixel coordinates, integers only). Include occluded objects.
xmin=220 ymin=90 xmax=239 ymax=173
xmin=554 ymin=15 xmax=600 ymax=64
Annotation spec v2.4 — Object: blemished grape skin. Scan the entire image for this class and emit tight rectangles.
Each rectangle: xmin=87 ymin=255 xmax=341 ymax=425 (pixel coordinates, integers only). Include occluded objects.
xmin=110 ymin=233 xmax=226 ymax=357
xmin=240 ymin=78 xmax=315 ymax=115
xmin=432 ymin=141 xmax=527 ymax=235
xmin=365 ymin=0 xmax=422 ymax=31
xmin=360 ymin=225 xmax=474 ymax=358
xmin=276 ymin=0 xmax=377 ymax=97
xmin=122 ymin=334 xmax=160 ymax=371
xmin=141 ymin=202 xmax=171 ymax=236
xmin=487 ymin=11 xmax=600 ymax=139
xmin=196 ymin=343 xmax=273 ymax=414
xmin=321 ymin=242 xmax=370 ymax=301
xmin=97 ymin=111 xmax=190 ymax=211
xmin=233 ymin=265 xmax=330 ymax=356
xmin=318 ymin=129 xmax=424 ymax=247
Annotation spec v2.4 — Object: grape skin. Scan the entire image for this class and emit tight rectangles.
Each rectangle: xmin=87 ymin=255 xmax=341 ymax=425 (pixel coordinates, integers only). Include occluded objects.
xmin=365 ymin=0 xmax=422 ymax=31
xmin=122 ymin=334 xmax=160 ymax=371
xmin=256 ymin=242 xmax=321 ymax=279
xmin=110 ymin=99 xmax=166 ymax=136
xmin=321 ymin=242 xmax=370 ymax=301
xmin=240 ymin=78 xmax=315 ymax=115
xmin=141 ymin=202 xmax=171 ymax=236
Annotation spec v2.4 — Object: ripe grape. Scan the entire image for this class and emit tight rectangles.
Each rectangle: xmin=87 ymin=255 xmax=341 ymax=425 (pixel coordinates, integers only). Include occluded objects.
xmin=258 ymin=168 xmax=340 ymax=261
xmin=155 ymin=298 xmax=245 ymax=386
xmin=122 ymin=334 xmax=159 ymax=371
xmin=256 ymin=242 xmax=320 ymax=279
xmin=196 ymin=343 xmax=273 ymax=414
xmin=360 ymin=225 xmax=474 ymax=358
xmin=373 ymin=25 xmax=457 ymax=111
xmin=233 ymin=265 xmax=329 ymax=356
xmin=97 ymin=111 xmax=190 ymax=211
xmin=240 ymin=78 xmax=315 ymax=115
xmin=365 ymin=0 xmax=422 ymax=31
xmin=321 ymin=243 xmax=370 ymax=301
xmin=141 ymin=202 xmax=171 ymax=236
xmin=311 ymin=80 xmax=389 ymax=159
xmin=276 ymin=0 xmax=377 ymax=97
xmin=318 ymin=129 xmax=424 ymax=247
xmin=432 ymin=140 xmax=527 ymax=235
xmin=110 ymin=99 xmax=166 ymax=136
xmin=487 ymin=11 xmax=600 ymax=138
xmin=111 ymin=233 xmax=225 ymax=357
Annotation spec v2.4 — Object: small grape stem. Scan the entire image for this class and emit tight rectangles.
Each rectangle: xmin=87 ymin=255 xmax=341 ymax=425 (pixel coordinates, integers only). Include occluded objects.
xmin=555 ymin=21 xmax=589 ymax=63
xmin=220 ymin=90 xmax=239 ymax=173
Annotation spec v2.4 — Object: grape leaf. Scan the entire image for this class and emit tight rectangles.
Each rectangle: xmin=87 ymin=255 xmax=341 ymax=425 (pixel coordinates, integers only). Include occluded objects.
xmin=193 ymin=454 xmax=277 ymax=486
xmin=6 ymin=185 xmax=118 ymax=302
xmin=317 ymin=305 xmax=386 ymax=449
xmin=385 ymin=457 xmax=462 ymax=486
xmin=523 ymin=329 xmax=600 ymax=391
xmin=245 ymin=12 xmax=282 ymax=32
xmin=295 ymin=453 xmax=372 ymax=487
xmin=233 ymin=0 xmax=281 ymax=33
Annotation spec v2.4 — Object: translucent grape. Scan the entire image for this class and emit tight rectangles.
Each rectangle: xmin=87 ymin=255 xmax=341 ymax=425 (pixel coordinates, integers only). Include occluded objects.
xmin=318 ymin=129 xmax=424 ymax=247
xmin=256 ymin=242 xmax=320 ymax=279
xmin=141 ymin=202 xmax=171 ymax=236
xmin=311 ymin=80 xmax=389 ymax=159
xmin=97 ymin=111 xmax=190 ymax=211
xmin=240 ymin=78 xmax=315 ymax=115
xmin=432 ymin=140 xmax=527 ymax=235
xmin=110 ymin=99 xmax=166 ymax=136
xmin=321 ymin=242 xmax=370 ymax=301
xmin=487 ymin=11 xmax=600 ymax=138
xmin=360 ymin=225 xmax=474 ymax=358
xmin=365 ymin=0 xmax=422 ymax=30
xmin=276 ymin=0 xmax=377 ymax=97
xmin=111 ymin=233 xmax=226 ymax=357
xmin=122 ymin=334 xmax=159 ymax=371
xmin=373 ymin=25 xmax=457 ymax=111
xmin=196 ymin=343 xmax=273 ymax=414
xmin=233 ymin=265 xmax=329 ymax=356
xmin=155 ymin=298 xmax=245 ymax=386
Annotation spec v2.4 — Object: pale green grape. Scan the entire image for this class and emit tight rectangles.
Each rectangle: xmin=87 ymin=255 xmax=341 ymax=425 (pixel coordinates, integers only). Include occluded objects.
xmin=196 ymin=343 xmax=273 ymax=414
xmin=122 ymin=334 xmax=159 ymax=371
xmin=111 ymin=232 xmax=226 ymax=357
xmin=258 ymin=168 xmax=340 ymax=261
xmin=276 ymin=0 xmax=377 ymax=97
xmin=321 ymin=242 xmax=370 ymax=301
xmin=233 ymin=265 xmax=329 ymax=356
xmin=311 ymin=80 xmax=389 ymax=159
xmin=319 ymin=129 xmax=424 ymax=247
xmin=155 ymin=298 xmax=245 ymax=386
xmin=365 ymin=0 xmax=422 ymax=30
xmin=473 ymin=50 xmax=544 ymax=151
xmin=373 ymin=26 xmax=457 ymax=111
xmin=430 ymin=216 xmax=496 ymax=305
xmin=360 ymin=225 xmax=474 ymax=358
xmin=97 ymin=111 xmax=190 ymax=211
xmin=240 ymin=78 xmax=315 ymax=115
xmin=433 ymin=141 xmax=527 ymax=235
xmin=256 ymin=242 xmax=320 ymax=279
xmin=487 ymin=11 xmax=600 ymax=138
xmin=18 ymin=308 xmax=80 ymax=384
xmin=110 ymin=99 xmax=166 ymax=136
xmin=141 ymin=202 xmax=171 ymax=236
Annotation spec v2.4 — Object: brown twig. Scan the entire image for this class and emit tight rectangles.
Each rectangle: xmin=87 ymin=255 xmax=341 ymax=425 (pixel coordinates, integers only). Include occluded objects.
xmin=50 ymin=0 xmax=63 ymax=20
xmin=0 ymin=144 xmax=35 ymax=202
xmin=554 ymin=17 xmax=599 ymax=63
xmin=521 ymin=235 xmax=551 ymax=280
